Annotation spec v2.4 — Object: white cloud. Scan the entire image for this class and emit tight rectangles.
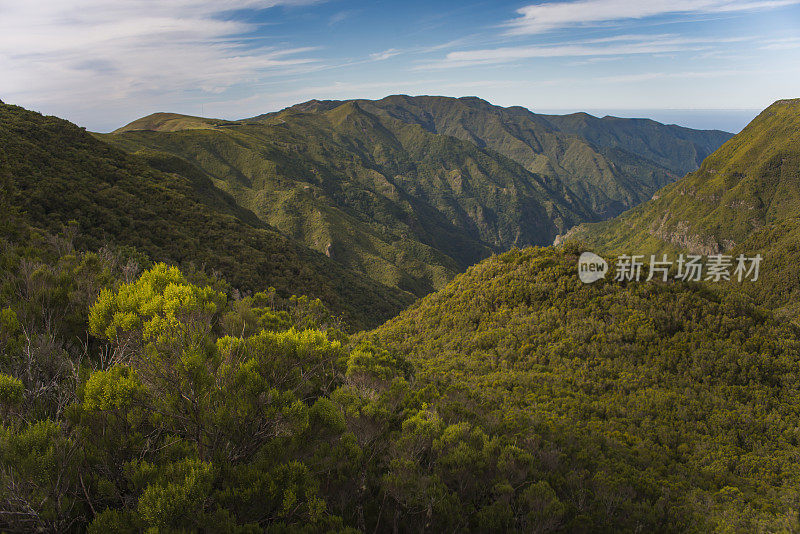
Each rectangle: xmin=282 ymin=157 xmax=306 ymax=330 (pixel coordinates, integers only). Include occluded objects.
xmin=761 ymin=37 xmax=800 ymax=49
xmin=417 ymin=35 xmax=750 ymax=69
xmin=329 ymin=10 xmax=358 ymax=26
xmin=591 ymin=68 xmax=748 ymax=83
xmin=369 ymin=49 xmax=402 ymax=61
xmin=0 ymin=0 xmax=321 ymax=126
xmin=506 ymin=0 xmax=800 ymax=35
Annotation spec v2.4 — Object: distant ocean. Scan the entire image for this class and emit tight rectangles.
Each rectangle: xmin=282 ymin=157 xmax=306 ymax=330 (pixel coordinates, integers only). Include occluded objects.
xmin=536 ymin=109 xmax=761 ymax=134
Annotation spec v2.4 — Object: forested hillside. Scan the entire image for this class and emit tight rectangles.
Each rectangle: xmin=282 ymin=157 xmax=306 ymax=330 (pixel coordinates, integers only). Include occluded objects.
xmin=569 ymin=98 xmax=800 ymax=318
xmin=349 ymin=95 xmax=731 ymax=217
xmin=1 ymin=99 xmax=792 ymax=533
xmin=105 ymin=100 xmax=592 ymax=296
xmin=0 ymin=103 xmax=413 ymax=328
xmin=103 ymin=95 xmax=729 ymax=296
xmin=6 ymin=199 xmax=800 ymax=531
xmin=363 ymin=245 xmax=800 ymax=532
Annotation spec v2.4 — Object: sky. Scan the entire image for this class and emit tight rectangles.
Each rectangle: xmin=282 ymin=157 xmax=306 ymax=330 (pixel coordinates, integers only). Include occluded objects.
xmin=1 ymin=0 xmax=799 ymax=132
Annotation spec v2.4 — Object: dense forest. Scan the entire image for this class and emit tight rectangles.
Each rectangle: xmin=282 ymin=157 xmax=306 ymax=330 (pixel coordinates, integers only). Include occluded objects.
xmin=0 ymin=103 xmax=413 ymax=329
xmin=364 ymin=244 xmax=800 ymax=531
xmin=4 ymin=235 xmax=800 ymax=531
xmin=1 ymin=98 xmax=799 ymax=532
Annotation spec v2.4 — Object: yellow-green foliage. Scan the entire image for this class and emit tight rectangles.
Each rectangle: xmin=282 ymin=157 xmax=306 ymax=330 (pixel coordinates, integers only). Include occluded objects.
xmin=216 ymin=328 xmax=345 ymax=398
xmin=366 ymin=246 xmax=800 ymax=531
xmin=133 ymin=458 xmax=217 ymax=530
xmin=89 ymin=263 xmax=226 ymax=344
xmin=0 ymin=419 xmax=81 ymax=530
xmin=345 ymin=341 xmax=412 ymax=383
xmin=0 ymin=373 xmax=23 ymax=407
xmin=82 ymin=367 xmax=145 ymax=413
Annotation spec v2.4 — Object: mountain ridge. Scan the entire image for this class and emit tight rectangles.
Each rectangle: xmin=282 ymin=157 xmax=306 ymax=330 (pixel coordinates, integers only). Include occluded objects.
xmin=568 ymin=97 xmax=800 ymax=317
xmin=106 ymin=94 xmax=731 ymax=295
xmin=104 ymin=97 xmax=597 ymax=295
xmin=0 ymin=102 xmax=414 ymax=328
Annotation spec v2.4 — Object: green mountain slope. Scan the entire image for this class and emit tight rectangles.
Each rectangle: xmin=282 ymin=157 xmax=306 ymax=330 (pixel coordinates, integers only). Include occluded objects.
xmin=338 ymin=95 xmax=731 ymax=218
xmin=104 ymin=95 xmax=729 ymax=295
xmin=540 ymin=111 xmax=731 ymax=173
xmin=363 ymin=245 xmax=800 ymax=531
xmin=569 ymin=98 xmax=800 ymax=316
xmin=105 ymin=100 xmax=593 ymax=295
xmin=112 ymin=112 xmax=226 ymax=133
xmin=0 ymin=102 xmax=414 ymax=328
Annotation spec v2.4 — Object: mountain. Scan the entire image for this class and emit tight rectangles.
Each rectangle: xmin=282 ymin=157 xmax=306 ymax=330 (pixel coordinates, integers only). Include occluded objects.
xmin=0 ymin=99 xmax=790 ymax=533
xmin=0 ymin=102 xmax=413 ymax=328
xmin=105 ymin=100 xmax=594 ymax=295
xmin=569 ymin=98 xmax=800 ymax=317
xmin=347 ymin=95 xmax=731 ymax=218
xmin=104 ymin=95 xmax=730 ymax=295
xmin=363 ymin=244 xmax=800 ymax=531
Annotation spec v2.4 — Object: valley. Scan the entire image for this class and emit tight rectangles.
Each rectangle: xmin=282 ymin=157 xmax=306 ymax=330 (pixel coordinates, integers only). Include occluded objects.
xmin=0 ymin=96 xmax=797 ymax=533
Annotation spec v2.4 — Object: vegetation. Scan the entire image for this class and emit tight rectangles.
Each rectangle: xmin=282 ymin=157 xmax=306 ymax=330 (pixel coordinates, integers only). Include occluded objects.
xmin=104 ymin=100 xmax=590 ymax=296
xmin=5 ymin=236 xmax=800 ymax=531
xmin=0 ymin=102 xmax=413 ymax=329
xmin=1 ymin=97 xmax=798 ymax=533
xmin=570 ymin=98 xmax=800 ymax=319
xmin=103 ymin=95 xmax=729 ymax=295
xmin=352 ymin=95 xmax=730 ymax=217
xmin=364 ymin=245 xmax=800 ymax=531
xmin=0 ymin=242 xmax=414 ymax=531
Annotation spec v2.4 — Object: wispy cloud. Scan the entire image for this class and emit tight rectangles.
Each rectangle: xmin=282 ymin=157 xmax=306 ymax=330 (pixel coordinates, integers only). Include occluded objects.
xmin=329 ymin=10 xmax=357 ymax=26
xmin=417 ymin=35 xmax=751 ymax=69
xmin=0 ymin=0 xmax=322 ymax=118
xmin=761 ymin=37 xmax=800 ymax=49
xmin=591 ymin=68 xmax=749 ymax=83
xmin=370 ymin=49 xmax=403 ymax=61
xmin=506 ymin=0 xmax=800 ymax=35
xmin=0 ymin=0 xmax=795 ymax=129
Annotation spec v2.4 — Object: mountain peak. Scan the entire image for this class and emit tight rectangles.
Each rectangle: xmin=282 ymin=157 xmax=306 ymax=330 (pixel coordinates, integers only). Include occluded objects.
xmin=114 ymin=112 xmax=219 ymax=133
xmin=286 ymin=99 xmax=344 ymax=114
xmin=769 ymin=98 xmax=800 ymax=107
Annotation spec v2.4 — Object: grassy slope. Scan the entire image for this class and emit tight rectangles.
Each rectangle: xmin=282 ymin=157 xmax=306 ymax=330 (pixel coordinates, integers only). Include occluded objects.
xmin=569 ymin=98 xmax=800 ymax=316
xmin=1 ymin=102 xmax=414 ymax=329
xmin=364 ymin=245 xmax=800 ymax=531
xmin=349 ymin=95 xmax=731 ymax=219
xmin=104 ymin=95 xmax=729 ymax=297
xmin=105 ymin=101 xmax=593 ymax=295
xmin=112 ymin=112 xmax=225 ymax=133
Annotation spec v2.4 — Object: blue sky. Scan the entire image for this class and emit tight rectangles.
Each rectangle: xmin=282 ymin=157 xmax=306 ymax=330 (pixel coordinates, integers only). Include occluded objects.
xmin=1 ymin=0 xmax=799 ymax=132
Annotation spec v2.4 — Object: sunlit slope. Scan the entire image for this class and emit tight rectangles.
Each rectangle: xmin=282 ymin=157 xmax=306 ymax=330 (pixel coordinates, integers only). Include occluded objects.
xmin=105 ymin=95 xmax=729 ymax=295
xmin=364 ymin=245 xmax=800 ymax=531
xmin=569 ymin=98 xmax=800 ymax=316
xmin=1 ymin=102 xmax=414 ymax=328
xmin=349 ymin=95 xmax=731 ymax=218
xmin=106 ymin=100 xmax=593 ymax=295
